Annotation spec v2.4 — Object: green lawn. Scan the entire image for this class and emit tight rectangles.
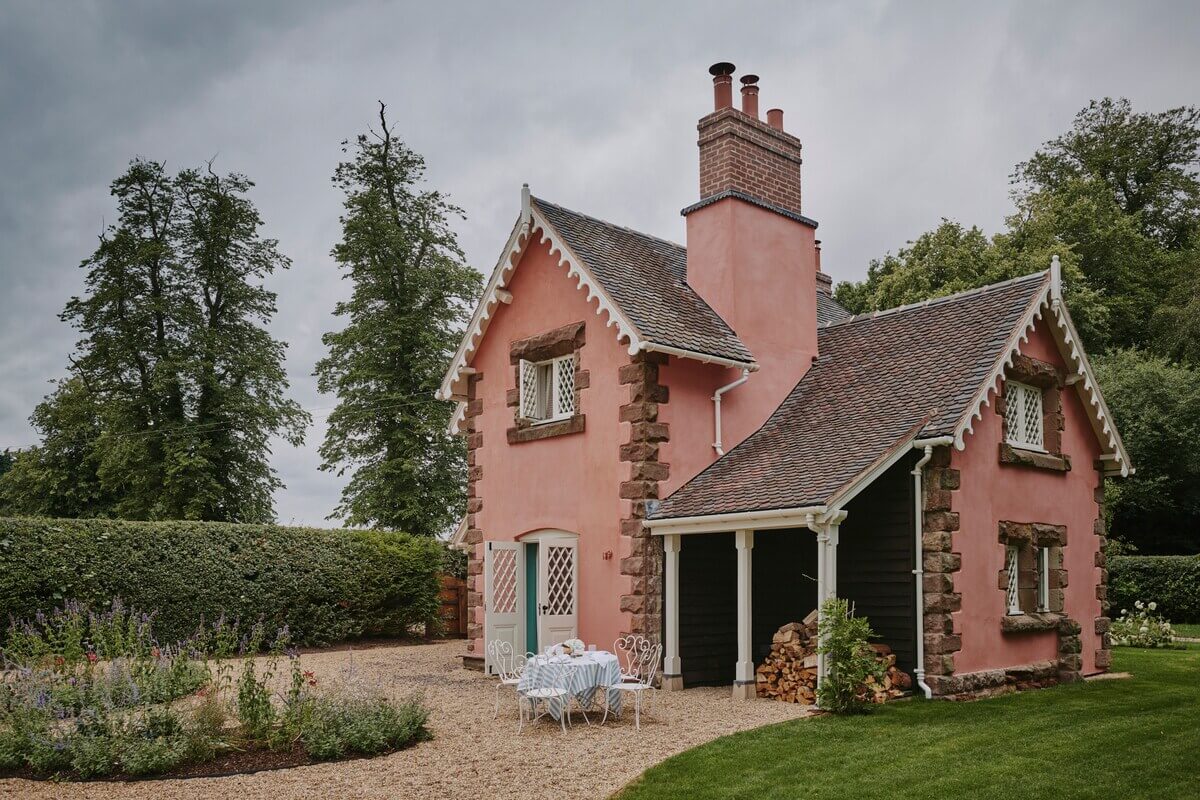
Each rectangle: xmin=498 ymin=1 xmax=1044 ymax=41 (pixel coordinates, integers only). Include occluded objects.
xmin=1172 ymin=622 xmax=1200 ymax=638
xmin=618 ymin=645 xmax=1199 ymax=800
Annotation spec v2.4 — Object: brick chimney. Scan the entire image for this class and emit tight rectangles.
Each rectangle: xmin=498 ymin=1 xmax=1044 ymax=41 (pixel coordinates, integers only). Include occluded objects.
xmin=683 ymin=63 xmax=820 ymax=442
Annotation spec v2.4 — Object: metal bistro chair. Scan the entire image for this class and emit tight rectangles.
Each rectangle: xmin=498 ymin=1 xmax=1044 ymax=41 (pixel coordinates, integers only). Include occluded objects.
xmin=519 ymin=656 xmax=574 ymax=734
xmin=602 ymin=635 xmax=662 ymax=730
xmin=487 ymin=639 xmax=529 ymax=720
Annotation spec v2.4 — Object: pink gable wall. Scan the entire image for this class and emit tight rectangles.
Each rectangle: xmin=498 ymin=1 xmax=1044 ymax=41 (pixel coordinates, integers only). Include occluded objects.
xmin=469 ymin=236 xmax=633 ymax=654
xmin=683 ymin=199 xmax=818 ymax=450
xmin=656 ymin=198 xmax=821 ymax=491
xmin=951 ymin=317 xmax=1104 ymax=675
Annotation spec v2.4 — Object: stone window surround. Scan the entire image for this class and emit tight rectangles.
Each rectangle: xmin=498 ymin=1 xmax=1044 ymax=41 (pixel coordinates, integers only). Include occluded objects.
xmin=997 ymin=354 xmax=1071 ymax=472
xmin=997 ymin=520 xmax=1067 ymax=633
xmin=506 ymin=321 xmax=588 ymax=444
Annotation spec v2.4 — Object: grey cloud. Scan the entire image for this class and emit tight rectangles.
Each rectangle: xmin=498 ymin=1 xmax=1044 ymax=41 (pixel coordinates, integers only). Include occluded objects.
xmin=2 ymin=0 xmax=1198 ymax=524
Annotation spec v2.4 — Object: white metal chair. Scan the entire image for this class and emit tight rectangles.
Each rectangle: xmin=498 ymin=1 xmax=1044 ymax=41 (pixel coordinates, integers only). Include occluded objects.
xmin=519 ymin=656 xmax=574 ymax=734
xmin=487 ymin=639 xmax=528 ymax=720
xmin=602 ymin=635 xmax=662 ymax=729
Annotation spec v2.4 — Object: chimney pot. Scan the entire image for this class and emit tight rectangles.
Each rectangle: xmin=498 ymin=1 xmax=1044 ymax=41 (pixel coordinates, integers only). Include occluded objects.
xmin=766 ymin=108 xmax=784 ymax=130
xmin=739 ymin=74 xmax=760 ymax=119
xmin=709 ymin=62 xmax=736 ymax=110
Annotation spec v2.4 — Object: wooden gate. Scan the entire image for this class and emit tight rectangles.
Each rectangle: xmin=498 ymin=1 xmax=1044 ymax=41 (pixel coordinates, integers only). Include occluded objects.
xmin=437 ymin=574 xmax=468 ymax=637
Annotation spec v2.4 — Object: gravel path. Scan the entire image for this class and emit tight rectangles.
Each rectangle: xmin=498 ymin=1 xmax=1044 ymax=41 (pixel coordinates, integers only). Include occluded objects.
xmin=1 ymin=640 xmax=814 ymax=800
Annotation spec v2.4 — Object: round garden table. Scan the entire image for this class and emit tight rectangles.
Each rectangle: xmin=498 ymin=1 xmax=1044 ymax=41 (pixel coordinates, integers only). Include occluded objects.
xmin=518 ymin=651 xmax=623 ymax=721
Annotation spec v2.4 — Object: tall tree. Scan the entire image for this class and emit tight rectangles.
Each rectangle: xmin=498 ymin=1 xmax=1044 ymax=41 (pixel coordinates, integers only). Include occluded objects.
xmin=0 ymin=159 xmax=307 ymax=521
xmin=1013 ymin=98 xmax=1200 ymax=250
xmin=171 ymin=166 xmax=309 ymax=520
xmin=1093 ymin=350 xmax=1200 ymax=554
xmin=316 ymin=104 xmax=482 ymax=536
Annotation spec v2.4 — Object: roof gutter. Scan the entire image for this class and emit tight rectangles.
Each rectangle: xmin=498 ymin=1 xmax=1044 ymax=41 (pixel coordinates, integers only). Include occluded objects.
xmin=910 ymin=435 xmax=954 ymax=699
xmin=645 ymin=505 xmax=828 ymax=536
xmin=638 ymin=341 xmax=758 ymax=372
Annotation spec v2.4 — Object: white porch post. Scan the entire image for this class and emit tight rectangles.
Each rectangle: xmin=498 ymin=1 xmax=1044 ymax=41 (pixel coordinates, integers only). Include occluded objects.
xmin=733 ymin=528 xmax=755 ymax=700
xmin=815 ymin=516 xmax=843 ymax=698
xmin=662 ymin=533 xmax=683 ymax=690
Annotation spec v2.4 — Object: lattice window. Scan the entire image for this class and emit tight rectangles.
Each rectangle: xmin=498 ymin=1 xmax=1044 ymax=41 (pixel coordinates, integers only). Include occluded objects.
xmin=544 ymin=545 xmax=575 ymax=616
xmin=1005 ymin=381 xmax=1044 ymax=450
xmin=1005 ymin=545 xmax=1021 ymax=615
xmin=491 ymin=548 xmax=518 ymax=615
xmin=1037 ymin=546 xmax=1050 ymax=613
xmin=554 ymin=356 xmax=575 ymax=417
xmin=518 ymin=355 xmax=574 ymax=423
xmin=519 ymin=360 xmax=539 ymax=420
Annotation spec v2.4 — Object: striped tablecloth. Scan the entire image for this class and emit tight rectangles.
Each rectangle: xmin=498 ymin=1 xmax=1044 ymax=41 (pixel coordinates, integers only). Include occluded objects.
xmin=518 ymin=651 xmax=623 ymax=721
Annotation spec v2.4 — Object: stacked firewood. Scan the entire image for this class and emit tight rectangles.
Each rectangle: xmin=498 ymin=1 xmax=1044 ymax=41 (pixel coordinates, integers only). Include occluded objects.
xmin=755 ymin=612 xmax=913 ymax=705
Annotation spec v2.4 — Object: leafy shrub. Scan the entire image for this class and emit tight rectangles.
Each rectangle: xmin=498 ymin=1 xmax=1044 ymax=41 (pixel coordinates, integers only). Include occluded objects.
xmin=816 ymin=598 xmax=886 ymax=714
xmin=299 ymin=696 xmax=430 ymax=761
xmin=1109 ymin=555 xmax=1200 ymax=623
xmin=1111 ymin=600 xmax=1176 ymax=647
xmin=0 ymin=517 xmax=443 ymax=647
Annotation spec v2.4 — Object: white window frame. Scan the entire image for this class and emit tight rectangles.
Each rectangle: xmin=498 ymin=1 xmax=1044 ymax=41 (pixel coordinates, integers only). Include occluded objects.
xmin=518 ymin=355 xmax=575 ymax=424
xmin=1005 ymin=544 xmax=1021 ymax=615
xmin=1004 ymin=380 xmax=1045 ymax=452
xmin=1036 ymin=546 xmax=1050 ymax=613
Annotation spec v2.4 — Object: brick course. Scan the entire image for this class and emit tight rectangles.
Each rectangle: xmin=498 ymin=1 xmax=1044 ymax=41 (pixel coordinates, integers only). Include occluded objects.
xmin=696 ymin=107 xmax=804 ymax=216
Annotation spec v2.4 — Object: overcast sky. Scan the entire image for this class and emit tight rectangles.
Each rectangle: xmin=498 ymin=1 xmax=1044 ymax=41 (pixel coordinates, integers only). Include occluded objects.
xmin=2 ymin=0 xmax=1197 ymax=526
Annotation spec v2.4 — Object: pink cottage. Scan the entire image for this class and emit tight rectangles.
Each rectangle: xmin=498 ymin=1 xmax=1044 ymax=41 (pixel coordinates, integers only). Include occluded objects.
xmin=439 ymin=64 xmax=1131 ymax=700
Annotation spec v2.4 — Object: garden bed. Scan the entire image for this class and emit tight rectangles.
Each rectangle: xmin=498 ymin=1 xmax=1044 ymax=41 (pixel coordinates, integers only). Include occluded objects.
xmin=0 ymin=601 xmax=430 ymax=782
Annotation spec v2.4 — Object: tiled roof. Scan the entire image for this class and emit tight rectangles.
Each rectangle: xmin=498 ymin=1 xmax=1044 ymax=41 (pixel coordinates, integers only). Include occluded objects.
xmin=653 ymin=272 xmax=1051 ymax=519
xmin=533 ymin=199 xmax=755 ymax=364
xmin=817 ymin=292 xmax=852 ymax=325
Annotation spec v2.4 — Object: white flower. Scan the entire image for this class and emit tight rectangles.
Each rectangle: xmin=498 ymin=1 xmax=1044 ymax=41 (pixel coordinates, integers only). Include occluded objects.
xmin=1140 ymin=625 xmax=1149 ymax=633
xmin=1120 ymin=609 xmax=1127 ymax=615
xmin=1135 ymin=601 xmax=1144 ymax=610
xmin=1148 ymin=601 xmax=1157 ymax=611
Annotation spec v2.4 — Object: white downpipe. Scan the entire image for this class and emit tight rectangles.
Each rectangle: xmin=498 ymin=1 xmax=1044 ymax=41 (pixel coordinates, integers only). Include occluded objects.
xmin=911 ymin=436 xmax=953 ymax=700
xmin=713 ymin=369 xmax=750 ymax=455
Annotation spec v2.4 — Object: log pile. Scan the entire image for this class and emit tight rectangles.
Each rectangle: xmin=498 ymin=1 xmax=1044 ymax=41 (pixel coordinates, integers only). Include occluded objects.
xmin=755 ymin=613 xmax=913 ymax=705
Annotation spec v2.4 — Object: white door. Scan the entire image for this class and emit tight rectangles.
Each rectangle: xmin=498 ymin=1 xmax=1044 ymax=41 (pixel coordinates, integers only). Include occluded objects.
xmin=537 ymin=538 xmax=578 ymax=647
xmin=483 ymin=541 xmax=523 ymax=675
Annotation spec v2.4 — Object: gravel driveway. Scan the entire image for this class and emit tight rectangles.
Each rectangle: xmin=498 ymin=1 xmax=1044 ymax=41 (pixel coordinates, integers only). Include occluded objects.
xmin=0 ymin=640 xmax=814 ymax=800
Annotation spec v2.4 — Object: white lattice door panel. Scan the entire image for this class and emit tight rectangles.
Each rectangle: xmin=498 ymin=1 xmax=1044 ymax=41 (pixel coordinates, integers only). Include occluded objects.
xmin=537 ymin=539 xmax=578 ymax=648
xmin=484 ymin=541 xmax=524 ymax=676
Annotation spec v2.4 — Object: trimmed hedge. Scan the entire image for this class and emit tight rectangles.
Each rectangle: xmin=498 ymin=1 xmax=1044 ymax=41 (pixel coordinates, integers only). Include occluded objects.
xmin=0 ymin=517 xmax=443 ymax=646
xmin=1109 ymin=555 xmax=1200 ymax=624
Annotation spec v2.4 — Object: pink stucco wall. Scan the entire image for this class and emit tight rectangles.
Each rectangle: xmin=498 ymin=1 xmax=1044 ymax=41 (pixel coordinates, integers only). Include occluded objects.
xmin=951 ymin=317 xmax=1104 ymax=675
xmin=658 ymin=198 xmax=821 ymax=490
xmin=469 ymin=236 xmax=633 ymax=654
xmin=470 ymin=198 xmax=828 ymax=654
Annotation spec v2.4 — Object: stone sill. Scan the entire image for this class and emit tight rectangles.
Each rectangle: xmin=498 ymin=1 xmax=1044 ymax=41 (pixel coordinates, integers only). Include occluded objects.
xmin=507 ymin=415 xmax=585 ymax=444
xmin=999 ymin=443 xmax=1071 ymax=472
xmin=1001 ymin=612 xmax=1063 ymax=634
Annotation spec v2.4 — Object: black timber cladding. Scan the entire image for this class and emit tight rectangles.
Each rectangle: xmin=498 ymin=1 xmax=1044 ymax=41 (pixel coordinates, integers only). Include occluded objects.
xmin=837 ymin=454 xmax=918 ymax=677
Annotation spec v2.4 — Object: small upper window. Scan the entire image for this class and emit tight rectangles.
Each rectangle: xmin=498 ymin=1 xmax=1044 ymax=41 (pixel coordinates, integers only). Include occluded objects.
xmin=1004 ymin=381 xmax=1044 ymax=450
xmin=519 ymin=356 xmax=575 ymax=423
